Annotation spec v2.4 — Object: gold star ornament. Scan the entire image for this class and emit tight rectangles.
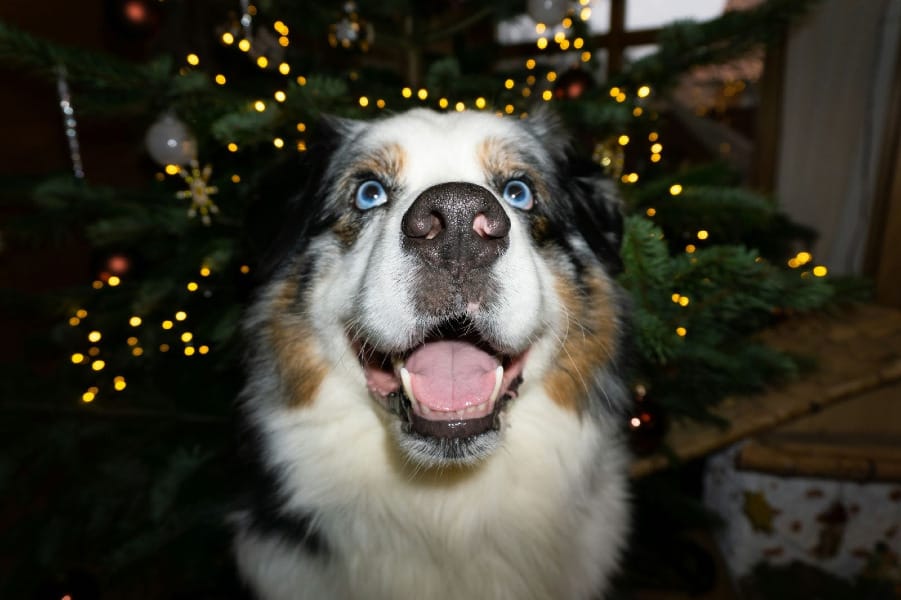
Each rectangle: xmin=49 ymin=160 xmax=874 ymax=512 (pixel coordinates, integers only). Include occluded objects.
xmin=176 ymin=160 xmax=220 ymax=225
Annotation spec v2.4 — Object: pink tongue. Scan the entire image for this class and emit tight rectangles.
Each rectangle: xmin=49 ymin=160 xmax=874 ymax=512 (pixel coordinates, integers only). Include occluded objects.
xmin=404 ymin=340 xmax=499 ymax=414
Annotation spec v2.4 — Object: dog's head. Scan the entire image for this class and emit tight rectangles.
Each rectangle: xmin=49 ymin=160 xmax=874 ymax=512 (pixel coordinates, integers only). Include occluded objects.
xmin=246 ymin=108 xmax=628 ymax=469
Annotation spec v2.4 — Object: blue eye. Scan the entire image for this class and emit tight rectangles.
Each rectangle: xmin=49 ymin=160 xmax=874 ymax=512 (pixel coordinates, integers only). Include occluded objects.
xmin=502 ymin=179 xmax=534 ymax=210
xmin=355 ymin=180 xmax=388 ymax=210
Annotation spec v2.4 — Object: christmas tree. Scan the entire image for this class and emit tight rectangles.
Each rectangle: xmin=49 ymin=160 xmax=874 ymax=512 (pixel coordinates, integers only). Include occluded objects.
xmin=0 ymin=0 xmax=855 ymax=596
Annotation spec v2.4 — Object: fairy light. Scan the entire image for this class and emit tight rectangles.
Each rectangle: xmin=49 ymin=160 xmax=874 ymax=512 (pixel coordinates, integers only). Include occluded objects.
xmin=186 ymin=53 xmax=200 ymax=66
xmin=676 ymin=327 xmax=687 ymax=337
xmin=615 ymin=92 xmax=626 ymax=103
xmin=376 ymin=99 xmax=386 ymax=109
xmin=88 ymin=347 xmax=100 ymax=356
xmin=187 ymin=281 xmax=199 ymax=292
xmin=401 ymin=87 xmax=412 ymax=99
xmin=274 ymin=20 xmax=289 ymax=35
xmin=649 ymin=132 xmax=659 ymax=142
xmin=296 ymin=76 xmax=307 ymax=86
xmin=199 ymin=345 xmax=210 ymax=355
xmin=296 ymin=122 xmax=307 ymax=133
xmin=651 ymin=143 xmax=663 ymax=154
xmin=669 ymin=184 xmax=683 ymax=196
xmin=526 ymin=75 xmax=537 ymax=85
xmin=796 ymin=251 xmax=812 ymax=265
xmin=227 ymin=143 xmax=238 ymax=153
xmin=559 ymin=40 xmax=570 ymax=50
xmin=240 ymin=265 xmax=251 ymax=274
xmin=650 ymin=153 xmax=661 ymax=163
xmin=108 ymin=276 xmax=121 ymax=287
xmin=88 ymin=330 xmax=102 ymax=343
xmin=91 ymin=360 xmax=105 ymax=371
xmin=535 ymin=22 xmax=546 ymax=34
xmin=238 ymin=39 xmax=251 ymax=52
xmin=697 ymin=230 xmax=709 ymax=240
xmin=504 ymin=104 xmax=515 ymax=114
xmin=646 ymin=208 xmax=656 ymax=217
xmin=475 ymin=97 xmax=487 ymax=109
xmin=69 ymin=317 xmax=80 ymax=326
xmin=580 ymin=51 xmax=592 ymax=62
xmin=181 ymin=332 xmax=194 ymax=343
xmin=637 ymin=85 xmax=651 ymax=98
xmin=82 ymin=389 xmax=96 ymax=403
xmin=504 ymin=79 xmax=514 ymax=89
xmin=256 ymin=56 xmax=269 ymax=69
xmin=541 ymin=90 xmax=553 ymax=101
xmin=175 ymin=311 xmax=187 ymax=321
xmin=274 ymin=90 xmax=287 ymax=102
xmin=278 ymin=62 xmax=291 ymax=75
xmin=562 ymin=17 xmax=573 ymax=28
xmin=574 ymin=37 xmax=584 ymax=49
xmin=113 ymin=376 xmax=127 ymax=391
xmin=162 ymin=320 xmax=174 ymax=330
xmin=580 ymin=6 xmax=592 ymax=20
xmin=200 ymin=266 xmax=211 ymax=277
xmin=553 ymin=31 xmax=566 ymax=44
xmin=522 ymin=88 xmax=532 ymax=98
xmin=633 ymin=107 xmax=643 ymax=117
xmin=679 ymin=296 xmax=690 ymax=306
xmin=159 ymin=344 xmax=170 ymax=352
xmin=71 ymin=353 xmax=84 ymax=364
xmin=221 ymin=32 xmax=235 ymax=45
xmin=686 ymin=244 xmax=697 ymax=253
xmin=526 ymin=59 xmax=536 ymax=70
xmin=254 ymin=100 xmax=266 ymax=112
xmin=455 ymin=101 xmax=465 ymax=112
xmin=127 ymin=336 xmax=138 ymax=346
xmin=214 ymin=74 xmax=227 ymax=85
xmin=184 ymin=346 xmax=196 ymax=356
xmin=92 ymin=280 xmax=103 ymax=289
xmin=417 ymin=89 xmax=428 ymax=101
xmin=296 ymin=141 xmax=307 ymax=152
xmin=813 ymin=265 xmax=828 ymax=277
xmin=439 ymin=98 xmax=449 ymax=109
xmin=618 ymin=135 xmax=630 ymax=146
xmin=278 ymin=36 xmax=289 ymax=47
xmin=537 ymin=37 xmax=548 ymax=50
xmin=231 ymin=174 xmax=241 ymax=183
xmin=358 ymin=96 xmax=369 ymax=107
xmin=132 ymin=347 xmax=144 ymax=356
xmin=273 ymin=137 xmax=285 ymax=149
xmin=671 ymin=293 xmax=681 ymax=303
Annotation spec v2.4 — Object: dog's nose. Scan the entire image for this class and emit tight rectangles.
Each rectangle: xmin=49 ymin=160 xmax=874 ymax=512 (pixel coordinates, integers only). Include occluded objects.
xmin=401 ymin=182 xmax=510 ymax=272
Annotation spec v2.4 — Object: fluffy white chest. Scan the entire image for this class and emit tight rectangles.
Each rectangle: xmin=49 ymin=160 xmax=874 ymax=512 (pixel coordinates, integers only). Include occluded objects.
xmin=235 ymin=374 xmax=629 ymax=600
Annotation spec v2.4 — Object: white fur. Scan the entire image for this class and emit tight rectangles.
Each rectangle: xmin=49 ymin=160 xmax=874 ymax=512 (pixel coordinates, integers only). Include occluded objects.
xmin=234 ymin=110 xmax=629 ymax=599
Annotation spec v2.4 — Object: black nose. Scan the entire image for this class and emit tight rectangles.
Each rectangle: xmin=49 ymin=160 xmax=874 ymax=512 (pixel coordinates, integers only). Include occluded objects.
xmin=401 ymin=182 xmax=510 ymax=273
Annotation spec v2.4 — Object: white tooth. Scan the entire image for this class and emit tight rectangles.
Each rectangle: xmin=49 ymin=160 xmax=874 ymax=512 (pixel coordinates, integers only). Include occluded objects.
xmin=456 ymin=410 xmax=466 ymax=419
xmin=400 ymin=367 xmax=416 ymax=404
xmin=420 ymin=403 xmax=431 ymax=415
xmin=489 ymin=365 xmax=504 ymax=405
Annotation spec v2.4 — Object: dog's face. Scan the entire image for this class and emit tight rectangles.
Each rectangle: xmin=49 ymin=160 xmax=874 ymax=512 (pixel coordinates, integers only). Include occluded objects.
xmin=250 ymin=109 xmax=627 ymax=469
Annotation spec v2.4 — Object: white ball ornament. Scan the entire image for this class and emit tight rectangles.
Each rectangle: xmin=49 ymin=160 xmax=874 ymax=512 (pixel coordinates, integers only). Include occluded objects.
xmin=527 ymin=0 xmax=569 ymax=24
xmin=145 ymin=112 xmax=197 ymax=166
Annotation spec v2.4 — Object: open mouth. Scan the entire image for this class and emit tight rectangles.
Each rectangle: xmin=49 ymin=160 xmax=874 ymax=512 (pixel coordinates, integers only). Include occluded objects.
xmin=355 ymin=318 xmax=527 ymax=443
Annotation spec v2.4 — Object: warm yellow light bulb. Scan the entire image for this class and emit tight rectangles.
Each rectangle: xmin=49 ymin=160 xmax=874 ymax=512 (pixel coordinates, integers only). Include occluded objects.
xmin=274 ymin=90 xmax=287 ymax=102
xmin=401 ymin=87 xmax=412 ymax=99
xmin=697 ymin=230 xmax=709 ymax=240
xmin=238 ymin=39 xmax=251 ymax=52
xmin=475 ymin=97 xmax=487 ymax=109
xmin=113 ymin=376 xmax=126 ymax=391
xmin=256 ymin=56 xmax=269 ymax=69
xmin=637 ymin=85 xmax=651 ymax=98
xmin=71 ymin=353 xmax=84 ymax=364
xmin=175 ymin=311 xmax=187 ymax=321
xmin=618 ymin=135 xmax=630 ymax=146
xmin=88 ymin=331 xmax=102 ymax=343
xmin=813 ymin=265 xmax=828 ymax=277
xmin=199 ymin=266 xmax=211 ymax=277
xmin=69 ymin=317 xmax=80 ymax=326
xmin=254 ymin=100 xmax=266 ymax=112
xmin=651 ymin=143 xmax=663 ymax=154
xmin=541 ymin=90 xmax=553 ymax=101
xmin=82 ymin=390 xmax=96 ymax=403
xmin=184 ymin=346 xmax=196 ymax=356
xmin=181 ymin=332 xmax=194 ymax=343
xmin=127 ymin=336 xmax=138 ymax=346
xmin=676 ymin=327 xmax=687 ymax=337
xmin=199 ymin=345 xmax=210 ymax=355
xmin=358 ymin=96 xmax=369 ymax=107
xmin=273 ymin=137 xmax=285 ymax=149
xmin=91 ymin=360 xmax=105 ymax=371
xmin=455 ymin=102 xmax=465 ymax=112
xmin=504 ymin=79 xmax=514 ymax=89
xmin=526 ymin=59 xmax=536 ymax=70
xmin=227 ymin=142 xmax=238 ymax=153
xmin=279 ymin=62 xmax=290 ymax=75
xmin=108 ymin=276 xmax=121 ymax=286
xmin=186 ymin=53 xmax=200 ymax=66
xmin=536 ymin=38 xmax=548 ymax=50
xmin=222 ymin=32 xmax=235 ymax=45
xmin=215 ymin=74 xmax=227 ymax=85
xmin=186 ymin=281 xmax=199 ymax=292
xmin=162 ymin=320 xmax=174 ymax=330
xmin=646 ymin=208 xmax=657 ymax=217
xmin=669 ymin=184 xmax=683 ymax=196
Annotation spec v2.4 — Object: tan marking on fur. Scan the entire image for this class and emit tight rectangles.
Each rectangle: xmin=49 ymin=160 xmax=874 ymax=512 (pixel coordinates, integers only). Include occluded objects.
xmin=478 ymin=137 xmax=551 ymax=202
xmin=337 ymin=142 xmax=407 ymax=194
xmin=332 ymin=213 xmax=360 ymax=247
xmin=266 ymin=278 xmax=328 ymax=408
xmin=545 ymin=266 xmax=619 ymax=413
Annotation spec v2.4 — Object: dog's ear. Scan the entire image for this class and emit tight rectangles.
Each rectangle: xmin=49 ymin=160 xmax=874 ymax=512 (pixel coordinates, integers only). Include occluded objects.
xmin=566 ymin=157 xmax=624 ymax=275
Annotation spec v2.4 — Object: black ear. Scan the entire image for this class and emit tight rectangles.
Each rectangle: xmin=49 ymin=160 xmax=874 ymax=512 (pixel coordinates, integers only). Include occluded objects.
xmin=251 ymin=117 xmax=357 ymax=282
xmin=565 ymin=157 xmax=624 ymax=274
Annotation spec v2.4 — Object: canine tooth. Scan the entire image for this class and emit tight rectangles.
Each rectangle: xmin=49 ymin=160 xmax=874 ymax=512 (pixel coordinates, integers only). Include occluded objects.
xmin=488 ymin=365 xmax=504 ymax=405
xmin=400 ymin=367 xmax=415 ymax=401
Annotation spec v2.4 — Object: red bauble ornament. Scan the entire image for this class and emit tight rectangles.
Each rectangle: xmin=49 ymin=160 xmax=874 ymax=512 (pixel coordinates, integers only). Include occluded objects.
xmin=104 ymin=0 xmax=164 ymax=38
xmin=626 ymin=383 xmax=668 ymax=456
xmin=553 ymin=68 xmax=594 ymax=100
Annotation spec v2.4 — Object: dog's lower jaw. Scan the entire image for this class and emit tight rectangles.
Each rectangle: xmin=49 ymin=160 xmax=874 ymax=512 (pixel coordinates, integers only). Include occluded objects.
xmin=392 ymin=421 xmax=504 ymax=468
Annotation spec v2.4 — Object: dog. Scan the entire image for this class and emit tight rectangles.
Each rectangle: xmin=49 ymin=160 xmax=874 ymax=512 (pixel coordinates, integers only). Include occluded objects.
xmin=232 ymin=108 xmax=631 ymax=600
